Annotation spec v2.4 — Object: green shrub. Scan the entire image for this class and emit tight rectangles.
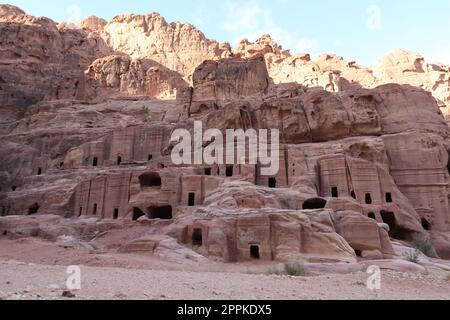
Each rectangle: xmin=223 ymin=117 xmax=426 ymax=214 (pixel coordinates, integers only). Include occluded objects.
xmin=413 ymin=235 xmax=438 ymax=258
xmin=284 ymin=261 xmax=307 ymax=276
xmin=404 ymin=249 xmax=420 ymax=264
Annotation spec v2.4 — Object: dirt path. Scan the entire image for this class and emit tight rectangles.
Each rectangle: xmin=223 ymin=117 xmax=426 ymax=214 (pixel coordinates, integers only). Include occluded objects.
xmin=1 ymin=259 xmax=449 ymax=300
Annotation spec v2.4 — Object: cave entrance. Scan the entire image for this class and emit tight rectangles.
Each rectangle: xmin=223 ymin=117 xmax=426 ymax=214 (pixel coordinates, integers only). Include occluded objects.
xmin=92 ymin=157 xmax=98 ymax=167
xmin=226 ymin=165 xmax=234 ymax=177
xmin=188 ymin=193 xmax=195 ymax=207
xmin=113 ymin=208 xmax=119 ymax=220
xmin=302 ymin=198 xmax=327 ymax=210
xmin=37 ymin=168 xmax=42 ymax=175
xmin=139 ymin=172 xmax=162 ymax=189
xmin=381 ymin=210 xmax=396 ymax=236
xmin=385 ymin=192 xmax=393 ymax=203
xmin=350 ymin=191 xmax=356 ymax=199
xmin=331 ymin=187 xmax=338 ymax=198
xmin=148 ymin=205 xmax=173 ymax=220
xmin=28 ymin=203 xmax=40 ymax=215
xmin=117 ymin=156 xmax=122 ymax=165
xmin=92 ymin=203 xmax=97 ymax=215
xmin=250 ymin=245 xmax=260 ymax=259
xmin=380 ymin=210 xmax=411 ymax=240
xmin=78 ymin=207 xmax=82 ymax=217
xmin=447 ymin=153 xmax=450 ymax=175
xmin=268 ymin=177 xmax=277 ymax=188
xmin=205 ymin=168 xmax=211 ymax=176
xmin=365 ymin=193 xmax=372 ymax=204
xmin=192 ymin=228 xmax=203 ymax=246
xmin=368 ymin=212 xmax=376 ymax=220
xmin=421 ymin=218 xmax=431 ymax=231
xmin=132 ymin=207 xmax=145 ymax=221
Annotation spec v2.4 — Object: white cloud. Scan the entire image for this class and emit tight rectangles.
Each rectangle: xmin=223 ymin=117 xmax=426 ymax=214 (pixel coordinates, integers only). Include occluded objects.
xmin=222 ymin=0 xmax=318 ymax=54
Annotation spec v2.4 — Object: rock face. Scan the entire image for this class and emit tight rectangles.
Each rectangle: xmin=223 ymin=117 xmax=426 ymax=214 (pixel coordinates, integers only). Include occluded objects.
xmin=192 ymin=56 xmax=270 ymax=102
xmin=234 ymin=35 xmax=450 ymax=122
xmin=102 ymin=13 xmax=230 ymax=75
xmin=0 ymin=5 xmax=230 ymax=105
xmin=85 ymin=54 xmax=189 ymax=99
xmin=375 ymin=49 xmax=450 ymax=111
xmin=1 ymin=5 xmax=450 ymax=262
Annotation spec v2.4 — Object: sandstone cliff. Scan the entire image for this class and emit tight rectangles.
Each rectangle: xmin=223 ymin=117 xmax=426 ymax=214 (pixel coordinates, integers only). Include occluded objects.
xmin=1 ymin=5 xmax=450 ymax=263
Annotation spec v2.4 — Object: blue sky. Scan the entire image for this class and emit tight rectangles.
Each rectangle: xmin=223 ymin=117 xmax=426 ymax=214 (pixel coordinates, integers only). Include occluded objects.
xmin=3 ymin=0 xmax=450 ymax=66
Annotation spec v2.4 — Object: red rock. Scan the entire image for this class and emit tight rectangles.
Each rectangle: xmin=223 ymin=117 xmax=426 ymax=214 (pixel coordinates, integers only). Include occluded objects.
xmin=1 ymin=5 xmax=450 ymax=267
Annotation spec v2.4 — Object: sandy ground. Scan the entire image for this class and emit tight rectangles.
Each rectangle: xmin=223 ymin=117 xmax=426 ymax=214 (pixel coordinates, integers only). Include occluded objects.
xmin=0 ymin=238 xmax=450 ymax=300
xmin=0 ymin=259 xmax=450 ymax=300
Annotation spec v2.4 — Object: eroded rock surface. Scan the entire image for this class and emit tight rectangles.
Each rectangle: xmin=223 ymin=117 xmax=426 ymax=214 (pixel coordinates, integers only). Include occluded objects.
xmin=1 ymin=5 xmax=450 ymax=264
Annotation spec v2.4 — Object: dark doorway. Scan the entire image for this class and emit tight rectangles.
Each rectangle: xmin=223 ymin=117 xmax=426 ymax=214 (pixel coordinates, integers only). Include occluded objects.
xmin=78 ymin=207 xmax=82 ymax=217
xmin=11 ymin=186 xmax=16 ymax=191
xmin=204 ymin=168 xmax=211 ymax=176
xmin=268 ymin=177 xmax=277 ymax=188
xmin=148 ymin=206 xmax=173 ymax=220
xmin=331 ymin=187 xmax=338 ymax=198
xmin=368 ymin=212 xmax=376 ymax=220
xmin=302 ymin=198 xmax=327 ymax=210
xmin=350 ymin=190 xmax=356 ymax=199
xmin=447 ymin=154 xmax=450 ymax=175
xmin=355 ymin=250 xmax=362 ymax=257
xmin=113 ymin=208 xmax=119 ymax=219
xmin=365 ymin=193 xmax=372 ymax=204
xmin=117 ymin=156 xmax=122 ymax=165
xmin=381 ymin=210 xmax=396 ymax=235
xmin=192 ymin=228 xmax=203 ymax=246
xmin=132 ymin=207 xmax=145 ymax=221
xmin=421 ymin=218 xmax=431 ymax=231
xmin=139 ymin=172 xmax=162 ymax=188
xmin=28 ymin=203 xmax=40 ymax=215
xmin=226 ymin=165 xmax=233 ymax=177
xmin=385 ymin=192 xmax=393 ymax=203
xmin=188 ymin=193 xmax=195 ymax=206
xmin=37 ymin=168 xmax=42 ymax=175
xmin=381 ymin=210 xmax=410 ymax=240
xmin=148 ymin=154 xmax=153 ymax=161
xmin=92 ymin=157 xmax=98 ymax=167
xmin=250 ymin=245 xmax=260 ymax=259
xmin=92 ymin=203 xmax=97 ymax=215
xmin=60 ymin=162 xmax=64 ymax=168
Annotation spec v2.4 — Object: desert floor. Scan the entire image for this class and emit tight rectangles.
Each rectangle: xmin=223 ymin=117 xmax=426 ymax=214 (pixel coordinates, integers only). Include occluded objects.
xmin=0 ymin=238 xmax=449 ymax=300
